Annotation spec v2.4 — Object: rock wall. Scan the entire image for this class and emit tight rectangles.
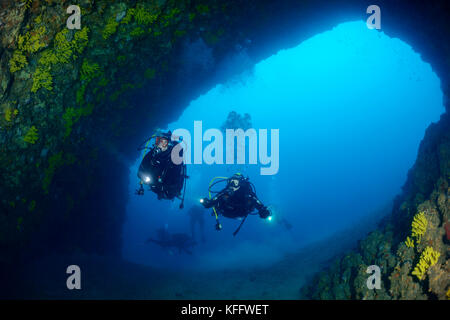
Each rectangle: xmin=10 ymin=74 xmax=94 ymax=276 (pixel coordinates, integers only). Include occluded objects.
xmin=0 ymin=0 xmax=448 ymax=299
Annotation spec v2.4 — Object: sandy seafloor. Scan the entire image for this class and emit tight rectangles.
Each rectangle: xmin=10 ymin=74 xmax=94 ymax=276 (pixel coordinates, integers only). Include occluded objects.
xmin=12 ymin=209 xmax=384 ymax=299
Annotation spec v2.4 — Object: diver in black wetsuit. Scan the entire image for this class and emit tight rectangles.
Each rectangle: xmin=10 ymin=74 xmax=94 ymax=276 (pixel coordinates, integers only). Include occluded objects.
xmin=136 ymin=131 xmax=187 ymax=206
xmin=200 ymin=173 xmax=271 ymax=234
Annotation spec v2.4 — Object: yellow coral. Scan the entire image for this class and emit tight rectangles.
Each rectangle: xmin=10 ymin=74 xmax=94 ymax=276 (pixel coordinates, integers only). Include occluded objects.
xmin=18 ymin=26 xmax=46 ymax=54
xmin=63 ymin=104 xmax=93 ymax=138
xmin=43 ymin=27 xmax=89 ymax=64
xmin=130 ymin=27 xmax=145 ymax=37
xmin=10 ymin=25 xmax=46 ymax=73
xmin=23 ymin=126 xmax=39 ymax=144
xmin=121 ymin=9 xmax=135 ymax=24
xmin=31 ymin=27 xmax=89 ymax=92
xmin=405 ymin=236 xmax=414 ymax=248
xmin=31 ymin=66 xmax=53 ymax=92
xmin=34 ymin=15 xmax=42 ymax=24
xmin=72 ymin=26 xmax=89 ymax=55
xmin=9 ymin=51 xmax=28 ymax=73
xmin=102 ymin=18 xmax=119 ymax=40
xmin=5 ymin=108 xmax=18 ymax=122
xmin=411 ymin=246 xmax=440 ymax=280
xmin=38 ymin=50 xmax=59 ymax=66
xmin=134 ymin=6 xmax=159 ymax=25
xmin=411 ymin=211 xmax=428 ymax=244
xmin=120 ymin=6 xmax=159 ymax=26
xmin=23 ymin=0 xmax=33 ymax=9
xmin=53 ymin=29 xmax=73 ymax=63
xmin=80 ymin=59 xmax=101 ymax=81
xmin=4 ymin=109 xmax=11 ymax=122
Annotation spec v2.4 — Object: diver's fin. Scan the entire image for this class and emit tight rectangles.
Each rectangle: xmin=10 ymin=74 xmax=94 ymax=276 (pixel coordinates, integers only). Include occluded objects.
xmin=232 ymin=215 xmax=248 ymax=236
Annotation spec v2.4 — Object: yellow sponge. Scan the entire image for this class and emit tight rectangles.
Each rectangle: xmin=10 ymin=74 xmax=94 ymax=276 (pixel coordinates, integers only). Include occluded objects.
xmin=405 ymin=236 xmax=414 ymax=248
xmin=23 ymin=126 xmax=38 ymax=144
xmin=412 ymin=246 xmax=440 ymax=280
xmin=411 ymin=211 xmax=427 ymax=244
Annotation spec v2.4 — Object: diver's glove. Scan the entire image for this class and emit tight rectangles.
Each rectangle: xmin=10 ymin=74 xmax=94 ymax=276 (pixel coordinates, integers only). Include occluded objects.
xmin=200 ymin=198 xmax=214 ymax=208
xmin=259 ymin=207 xmax=271 ymax=219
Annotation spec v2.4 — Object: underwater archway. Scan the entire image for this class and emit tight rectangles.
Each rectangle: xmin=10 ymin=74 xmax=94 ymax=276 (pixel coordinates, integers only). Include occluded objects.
xmin=2 ymin=0 xmax=448 ymax=300
xmin=122 ymin=21 xmax=444 ymax=272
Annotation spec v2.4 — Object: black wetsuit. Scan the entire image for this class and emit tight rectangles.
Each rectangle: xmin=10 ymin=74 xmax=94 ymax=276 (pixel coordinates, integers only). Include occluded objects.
xmin=204 ymin=178 xmax=269 ymax=219
xmin=138 ymin=142 xmax=184 ymax=199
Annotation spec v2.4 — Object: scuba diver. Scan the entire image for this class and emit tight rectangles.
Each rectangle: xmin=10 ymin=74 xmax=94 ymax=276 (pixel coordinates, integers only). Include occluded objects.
xmin=187 ymin=204 xmax=206 ymax=243
xmin=146 ymin=229 xmax=197 ymax=255
xmin=136 ymin=130 xmax=187 ymax=208
xmin=220 ymin=111 xmax=252 ymax=175
xmin=200 ymin=173 xmax=271 ymax=236
xmin=279 ymin=217 xmax=293 ymax=231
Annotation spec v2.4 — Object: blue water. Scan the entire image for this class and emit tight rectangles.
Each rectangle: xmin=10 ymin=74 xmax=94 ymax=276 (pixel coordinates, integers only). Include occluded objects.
xmin=122 ymin=21 xmax=444 ymax=271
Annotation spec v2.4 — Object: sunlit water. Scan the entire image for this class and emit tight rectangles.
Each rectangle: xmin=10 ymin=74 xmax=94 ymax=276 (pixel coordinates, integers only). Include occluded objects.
xmin=122 ymin=21 xmax=444 ymax=271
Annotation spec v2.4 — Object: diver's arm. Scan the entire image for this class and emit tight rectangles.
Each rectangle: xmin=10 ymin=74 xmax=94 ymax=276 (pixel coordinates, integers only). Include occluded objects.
xmin=201 ymin=195 xmax=220 ymax=208
xmin=200 ymin=188 xmax=229 ymax=208
xmin=251 ymin=194 xmax=270 ymax=219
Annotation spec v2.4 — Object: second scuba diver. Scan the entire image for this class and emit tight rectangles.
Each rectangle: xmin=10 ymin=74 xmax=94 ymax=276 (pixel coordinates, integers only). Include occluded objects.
xmin=188 ymin=204 xmax=206 ymax=243
xmin=200 ymin=173 xmax=271 ymax=235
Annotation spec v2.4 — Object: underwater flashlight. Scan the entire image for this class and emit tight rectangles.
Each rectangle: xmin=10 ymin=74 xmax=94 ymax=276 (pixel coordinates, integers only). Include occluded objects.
xmin=144 ymin=176 xmax=151 ymax=183
xmin=200 ymin=198 xmax=204 ymax=204
xmin=268 ymin=216 xmax=273 ymax=222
